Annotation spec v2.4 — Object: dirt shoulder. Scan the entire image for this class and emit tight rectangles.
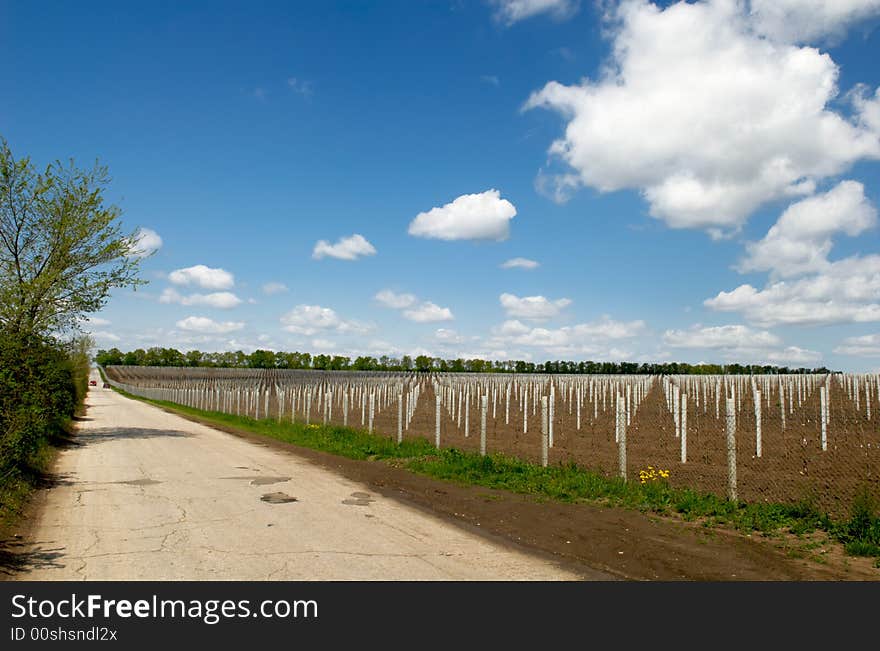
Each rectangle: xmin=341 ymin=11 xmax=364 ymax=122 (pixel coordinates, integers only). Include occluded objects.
xmin=155 ymin=404 xmax=879 ymax=581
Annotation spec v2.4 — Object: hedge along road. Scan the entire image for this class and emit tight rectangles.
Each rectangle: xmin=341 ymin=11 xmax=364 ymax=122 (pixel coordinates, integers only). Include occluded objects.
xmin=9 ymin=371 xmax=606 ymax=580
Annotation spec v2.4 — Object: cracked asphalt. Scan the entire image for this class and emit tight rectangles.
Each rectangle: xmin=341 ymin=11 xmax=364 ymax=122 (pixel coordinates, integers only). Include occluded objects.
xmin=13 ymin=373 xmax=597 ymax=580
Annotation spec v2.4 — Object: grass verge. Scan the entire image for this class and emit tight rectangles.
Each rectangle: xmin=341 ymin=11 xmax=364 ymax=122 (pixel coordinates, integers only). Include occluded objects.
xmin=108 ymin=383 xmax=880 ymax=565
xmin=0 ymin=428 xmax=66 ymax=539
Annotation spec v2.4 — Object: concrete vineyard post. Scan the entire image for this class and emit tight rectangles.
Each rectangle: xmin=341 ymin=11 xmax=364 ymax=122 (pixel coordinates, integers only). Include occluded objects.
xmin=541 ymin=396 xmax=549 ymax=468
xmin=549 ymin=385 xmax=555 ymax=448
xmin=755 ymin=390 xmax=762 ymax=458
xmin=435 ymin=394 xmax=441 ymax=449
xmin=617 ymin=395 xmax=627 ymax=480
xmin=673 ymin=384 xmax=680 ymax=438
xmin=305 ymin=391 xmax=311 ymax=425
xmin=480 ymin=394 xmax=488 ymax=457
xmin=368 ymin=392 xmax=375 ymax=434
xmin=726 ymin=397 xmax=737 ymax=501
xmin=779 ymin=381 xmax=786 ymax=431
xmin=343 ymin=390 xmax=348 ymax=427
xmin=680 ymin=393 xmax=687 ymax=464
xmin=626 ymin=384 xmax=631 ymax=426
xmin=397 ymin=393 xmax=403 ymax=444
xmin=820 ymin=386 xmax=828 ymax=452
xmin=614 ymin=391 xmax=620 ymax=444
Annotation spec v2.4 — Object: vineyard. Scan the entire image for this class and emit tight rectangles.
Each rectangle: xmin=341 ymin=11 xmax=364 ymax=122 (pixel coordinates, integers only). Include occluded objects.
xmin=103 ymin=366 xmax=880 ymax=518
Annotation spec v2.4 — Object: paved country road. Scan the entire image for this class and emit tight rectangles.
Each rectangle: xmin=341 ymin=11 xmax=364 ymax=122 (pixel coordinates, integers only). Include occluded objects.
xmin=10 ymin=372 xmax=604 ymax=581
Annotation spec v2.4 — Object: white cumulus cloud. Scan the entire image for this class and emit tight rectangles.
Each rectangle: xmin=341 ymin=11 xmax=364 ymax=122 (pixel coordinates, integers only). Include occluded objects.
xmin=834 ymin=333 xmax=880 ymax=356
xmin=488 ymin=316 xmax=645 ymax=357
xmin=262 ymin=282 xmax=289 ymax=295
xmin=663 ymin=324 xmax=781 ymax=349
xmin=765 ymin=346 xmax=823 ymax=364
xmin=374 ymin=289 xmax=417 ymax=309
xmin=524 ymin=0 xmax=880 ymax=234
xmin=280 ymin=304 xmax=370 ymax=336
xmin=408 ymin=190 xmax=517 ymax=241
xmin=500 ymin=293 xmax=572 ymax=320
xmin=312 ymin=234 xmax=377 ymax=261
xmin=168 ymin=264 xmax=235 ymax=290
xmin=662 ymin=323 xmax=820 ymax=364
xmin=500 ymin=257 xmax=540 ymax=270
xmin=403 ymin=302 xmax=455 ymax=323
xmin=490 ymin=0 xmax=580 ymax=25
xmin=749 ymin=0 xmax=880 ymax=44
xmin=738 ymin=181 xmax=876 ymax=278
xmin=128 ymin=228 xmax=162 ymax=258
xmin=706 ymin=255 xmax=880 ymax=326
xmin=91 ymin=330 xmax=120 ymax=342
xmin=176 ymin=316 xmax=245 ymax=334
xmin=159 ymin=288 xmax=242 ymax=309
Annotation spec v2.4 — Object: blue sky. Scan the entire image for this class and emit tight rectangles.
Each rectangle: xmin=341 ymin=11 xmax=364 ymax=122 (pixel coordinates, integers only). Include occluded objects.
xmin=2 ymin=0 xmax=880 ymax=370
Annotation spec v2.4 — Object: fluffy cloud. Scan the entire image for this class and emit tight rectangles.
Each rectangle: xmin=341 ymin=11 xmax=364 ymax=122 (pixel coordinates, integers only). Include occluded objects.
xmin=262 ymin=282 xmax=288 ymax=295
xmin=663 ymin=324 xmax=781 ymax=349
xmin=765 ymin=346 xmax=823 ymax=364
xmin=78 ymin=316 xmax=111 ymax=327
xmin=280 ymin=304 xmax=369 ymax=336
xmin=738 ymin=181 xmax=876 ymax=278
xmin=374 ymin=289 xmax=417 ymax=309
xmin=834 ymin=333 xmax=880 ymax=356
xmin=176 ymin=316 xmax=245 ymax=334
xmin=168 ymin=264 xmax=235 ymax=290
xmin=490 ymin=0 xmax=580 ymax=25
xmin=500 ymin=257 xmax=540 ymax=270
xmin=434 ymin=328 xmax=465 ymax=344
xmin=500 ymin=293 xmax=572 ymax=320
xmin=403 ymin=302 xmax=455 ymax=323
xmin=91 ymin=330 xmax=120 ymax=342
xmin=749 ymin=0 xmax=880 ymax=44
xmin=524 ymin=0 xmax=880 ymax=234
xmin=159 ymin=288 xmax=242 ymax=309
xmin=489 ymin=316 xmax=645 ymax=356
xmin=376 ymin=289 xmax=454 ymax=323
xmin=312 ymin=234 xmax=377 ymax=261
xmin=663 ymin=324 xmax=821 ymax=364
xmin=408 ymin=190 xmax=517 ymax=241
xmin=127 ymin=228 xmax=162 ymax=258
xmin=706 ymin=255 xmax=880 ymax=326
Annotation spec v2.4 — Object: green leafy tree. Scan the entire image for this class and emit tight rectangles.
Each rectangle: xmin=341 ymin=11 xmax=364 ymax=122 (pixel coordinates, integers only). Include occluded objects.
xmin=248 ymin=349 xmax=276 ymax=369
xmin=95 ymin=347 xmax=124 ymax=366
xmin=0 ymin=138 xmax=146 ymax=339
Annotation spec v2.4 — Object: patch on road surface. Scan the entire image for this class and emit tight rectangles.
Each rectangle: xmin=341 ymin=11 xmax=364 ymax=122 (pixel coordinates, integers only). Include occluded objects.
xmin=261 ymin=492 xmax=298 ymax=504
xmin=250 ymin=476 xmax=291 ymax=486
xmin=116 ymin=478 xmax=162 ymax=486
xmin=342 ymin=492 xmax=375 ymax=506
xmin=220 ymin=475 xmax=291 ymax=485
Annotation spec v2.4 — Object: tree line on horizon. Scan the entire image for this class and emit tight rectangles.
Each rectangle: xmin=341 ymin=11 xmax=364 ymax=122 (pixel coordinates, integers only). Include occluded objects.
xmin=94 ymin=346 xmax=834 ymax=376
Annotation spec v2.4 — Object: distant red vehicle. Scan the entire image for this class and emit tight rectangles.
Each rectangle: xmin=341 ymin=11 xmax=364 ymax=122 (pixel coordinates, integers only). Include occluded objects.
xmin=89 ymin=379 xmax=97 ymax=386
